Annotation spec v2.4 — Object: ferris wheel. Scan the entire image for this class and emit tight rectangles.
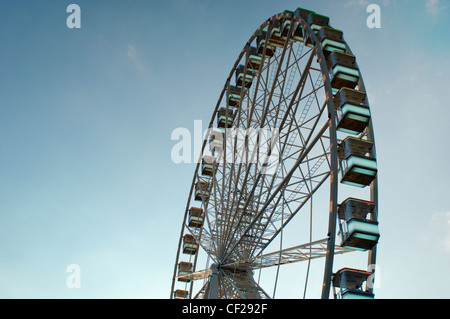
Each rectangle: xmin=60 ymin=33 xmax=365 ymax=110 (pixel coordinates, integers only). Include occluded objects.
xmin=171 ymin=7 xmax=379 ymax=300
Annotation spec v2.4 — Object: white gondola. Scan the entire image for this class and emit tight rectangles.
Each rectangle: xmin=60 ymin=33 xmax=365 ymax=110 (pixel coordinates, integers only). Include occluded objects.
xmin=235 ymin=65 xmax=255 ymax=89
xmin=194 ymin=181 xmax=210 ymax=202
xmin=173 ymin=289 xmax=189 ymax=299
xmin=208 ymin=129 xmax=223 ymax=155
xmin=338 ymin=137 xmax=377 ymax=188
xmin=338 ymin=198 xmax=379 ymax=251
xmin=306 ymin=12 xmax=329 ymax=34
xmin=335 ymin=88 xmax=371 ymax=135
xmin=246 ymin=46 xmax=263 ymax=72
xmin=327 ymin=51 xmax=360 ymax=91
xmin=188 ymin=207 xmax=204 ymax=228
xmin=182 ymin=234 xmax=198 ymax=255
xmin=317 ymin=26 xmax=347 ymax=57
xmin=332 ymin=268 xmax=374 ymax=299
xmin=268 ymin=19 xmax=285 ymax=48
xmin=217 ymin=107 xmax=235 ymax=129
xmin=227 ymin=85 xmax=244 ymax=109
xmin=177 ymin=261 xmax=193 ymax=282
xmin=256 ymin=31 xmax=276 ymax=58
xmin=201 ymin=155 xmax=217 ymax=177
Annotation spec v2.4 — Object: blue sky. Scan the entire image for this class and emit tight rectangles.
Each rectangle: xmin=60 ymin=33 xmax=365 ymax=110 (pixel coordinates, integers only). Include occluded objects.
xmin=0 ymin=0 xmax=448 ymax=298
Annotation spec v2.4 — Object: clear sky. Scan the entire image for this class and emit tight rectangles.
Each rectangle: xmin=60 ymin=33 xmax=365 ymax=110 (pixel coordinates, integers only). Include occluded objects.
xmin=0 ymin=0 xmax=448 ymax=299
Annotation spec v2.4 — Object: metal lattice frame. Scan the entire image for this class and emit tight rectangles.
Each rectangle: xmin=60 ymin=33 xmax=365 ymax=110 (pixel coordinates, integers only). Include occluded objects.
xmin=171 ymin=8 xmax=378 ymax=299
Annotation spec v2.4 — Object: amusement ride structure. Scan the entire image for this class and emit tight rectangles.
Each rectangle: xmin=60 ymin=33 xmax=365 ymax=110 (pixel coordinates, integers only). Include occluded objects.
xmin=171 ymin=7 xmax=379 ymax=299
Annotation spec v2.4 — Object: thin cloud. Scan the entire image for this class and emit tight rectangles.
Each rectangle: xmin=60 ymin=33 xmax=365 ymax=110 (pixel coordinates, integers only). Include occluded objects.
xmin=431 ymin=212 xmax=450 ymax=253
xmin=344 ymin=0 xmax=390 ymax=7
xmin=344 ymin=0 xmax=370 ymax=7
xmin=426 ymin=0 xmax=440 ymax=15
xmin=126 ymin=44 xmax=147 ymax=73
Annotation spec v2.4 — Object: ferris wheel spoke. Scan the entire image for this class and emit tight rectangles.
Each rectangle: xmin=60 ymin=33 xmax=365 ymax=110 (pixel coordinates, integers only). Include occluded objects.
xmin=256 ymin=103 xmax=329 ymax=222
xmin=257 ymin=29 xmax=292 ymax=132
xmin=222 ymin=117 xmax=331 ymax=262
xmin=224 ymin=110 xmax=331 ymax=261
xmin=220 ymin=50 xmax=319 ymax=254
xmin=224 ymin=239 xmax=353 ymax=271
xmin=203 ymin=171 xmax=226 ymax=258
xmin=260 ymin=169 xmax=331 ymax=256
xmin=245 ymin=69 xmax=329 ymax=276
